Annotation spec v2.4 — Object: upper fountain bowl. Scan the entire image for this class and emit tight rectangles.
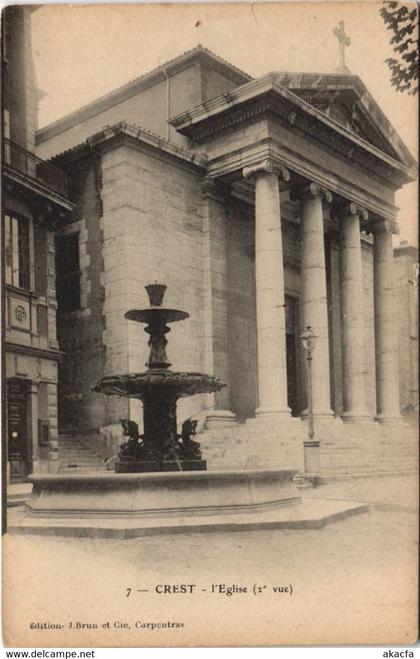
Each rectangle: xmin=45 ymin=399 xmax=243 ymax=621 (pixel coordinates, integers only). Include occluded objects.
xmin=125 ymin=308 xmax=188 ymax=324
xmin=125 ymin=283 xmax=189 ymax=324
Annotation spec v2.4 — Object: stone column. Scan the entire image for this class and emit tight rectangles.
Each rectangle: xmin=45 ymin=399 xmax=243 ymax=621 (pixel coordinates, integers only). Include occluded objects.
xmin=336 ymin=203 xmax=370 ymax=422
xmin=243 ymin=158 xmax=291 ymax=419
xmin=29 ymin=382 xmax=40 ymax=472
xmin=373 ymin=219 xmax=401 ymax=422
xmin=295 ymin=183 xmax=333 ymax=417
xmin=201 ymin=178 xmax=236 ymax=428
xmin=47 ymin=382 xmax=59 ymax=473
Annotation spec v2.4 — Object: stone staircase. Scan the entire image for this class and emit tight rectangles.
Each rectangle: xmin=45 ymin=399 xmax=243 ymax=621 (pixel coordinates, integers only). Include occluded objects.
xmin=58 ymin=432 xmax=106 ymax=473
xmin=56 ymin=417 xmax=418 ymax=479
xmin=199 ymin=416 xmax=419 ymax=479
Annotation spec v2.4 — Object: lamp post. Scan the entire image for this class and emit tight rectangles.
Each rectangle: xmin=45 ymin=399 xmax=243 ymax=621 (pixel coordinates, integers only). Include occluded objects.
xmin=301 ymin=325 xmax=322 ymax=486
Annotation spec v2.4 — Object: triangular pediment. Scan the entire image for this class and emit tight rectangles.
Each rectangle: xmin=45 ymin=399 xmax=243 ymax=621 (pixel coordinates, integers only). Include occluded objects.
xmin=274 ymin=72 xmax=416 ymax=171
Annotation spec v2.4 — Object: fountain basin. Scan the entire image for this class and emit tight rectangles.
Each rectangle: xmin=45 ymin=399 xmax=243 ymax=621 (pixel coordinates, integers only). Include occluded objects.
xmin=9 ymin=469 xmax=369 ymax=538
xmin=24 ymin=469 xmax=300 ymax=518
xmin=93 ymin=371 xmax=225 ymax=399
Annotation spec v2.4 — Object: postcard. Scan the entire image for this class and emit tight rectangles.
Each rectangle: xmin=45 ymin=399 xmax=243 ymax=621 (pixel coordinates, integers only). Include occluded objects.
xmin=2 ymin=1 xmax=418 ymax=649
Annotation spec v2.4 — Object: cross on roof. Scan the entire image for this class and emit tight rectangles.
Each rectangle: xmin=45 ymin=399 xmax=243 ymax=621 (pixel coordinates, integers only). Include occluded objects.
xmin=333 ymin=20 xmax=351 ymax=74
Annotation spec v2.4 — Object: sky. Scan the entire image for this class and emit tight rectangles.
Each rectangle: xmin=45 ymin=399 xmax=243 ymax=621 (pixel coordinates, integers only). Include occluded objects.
xmin=31 ymin=2 xmax=418 ymax=244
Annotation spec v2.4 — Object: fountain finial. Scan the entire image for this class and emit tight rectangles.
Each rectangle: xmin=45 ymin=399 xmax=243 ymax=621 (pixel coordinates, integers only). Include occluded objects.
xmin=145 ymin=283 xmax=166 ymax=307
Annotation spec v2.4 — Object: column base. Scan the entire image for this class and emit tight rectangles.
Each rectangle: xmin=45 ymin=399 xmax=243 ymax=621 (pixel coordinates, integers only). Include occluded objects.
xmin=375 ymin=414 xmax=403 ymax=425
xmin=48 ymin=446 xmax=60 ymax=474
xmin=255 ymin=406 xmax=291 ymax=419
xmin=205 ymin=410 xmax=237 ymax=429
xmin=246 ymin=412 xmax=301 ymax=429
xmin=31 ymin=460 xmax=40 ymax=473
xmin=301 ymin=408 xmax=335 ymax=419
xmin=341 ymin=411 xmax=372 ymax=424
xmin=48 ymin=460 xmax=60 ymax=475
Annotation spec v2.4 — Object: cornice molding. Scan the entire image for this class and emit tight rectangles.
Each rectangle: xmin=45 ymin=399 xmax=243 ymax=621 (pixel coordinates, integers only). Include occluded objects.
xmin=3 ymin=166 xmax=74 ymax=213
xmin=5 ymin=342 xmax=65 ymax=362
xmin=52 ymin=122 xmax=208 ymax=173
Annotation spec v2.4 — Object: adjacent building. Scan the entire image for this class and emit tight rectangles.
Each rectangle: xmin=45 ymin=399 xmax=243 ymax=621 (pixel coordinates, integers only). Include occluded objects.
xmin=2 ymin=6 xmax=72 ymax=481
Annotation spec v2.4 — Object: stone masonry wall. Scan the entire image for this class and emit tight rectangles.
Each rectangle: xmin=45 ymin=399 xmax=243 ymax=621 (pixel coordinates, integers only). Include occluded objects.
xmin=361 ymin=240 xmax=377 ymax=417
xmin=394 ymin=246 xmax=419 ymax=411
xmin=225 ymin=198 xmax=257 ymax=420
xmin=56 ymin=156 xmax=107 ymax=430
xmin=100 ymin=144 xmax=208 ymax=430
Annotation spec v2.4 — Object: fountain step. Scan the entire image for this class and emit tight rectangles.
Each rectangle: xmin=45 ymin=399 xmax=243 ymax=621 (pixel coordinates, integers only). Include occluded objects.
xmin=60 ymin=466 xmax=107 ymax=473
xmin=8 ymin=497 xmax=369 ymax=539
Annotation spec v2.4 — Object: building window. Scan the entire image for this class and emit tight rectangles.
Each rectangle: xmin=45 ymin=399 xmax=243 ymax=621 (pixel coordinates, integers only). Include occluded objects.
xmin=4 ymin=214 xmax=30 ymax=290
xmin=56 ymin=233 xmax=81 ymax=312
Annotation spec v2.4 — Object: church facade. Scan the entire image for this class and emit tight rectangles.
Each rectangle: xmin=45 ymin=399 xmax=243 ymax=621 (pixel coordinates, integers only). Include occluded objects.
xmin=34 ymin=46 xmax=417 ymax=472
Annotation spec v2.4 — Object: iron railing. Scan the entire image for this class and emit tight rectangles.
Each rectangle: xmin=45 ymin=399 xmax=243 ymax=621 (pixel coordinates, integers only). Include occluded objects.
xmin=3 ymin=138 xmax=68 ymax=198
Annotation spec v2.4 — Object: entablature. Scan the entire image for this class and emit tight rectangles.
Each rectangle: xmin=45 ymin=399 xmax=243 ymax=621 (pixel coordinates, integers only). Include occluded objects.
xmin=203 ymin=138 xmax=400 ymax=228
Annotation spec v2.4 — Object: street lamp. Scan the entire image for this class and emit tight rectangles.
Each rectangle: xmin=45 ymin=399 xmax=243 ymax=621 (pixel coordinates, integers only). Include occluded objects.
xmin=301 ymin=325 xmax=321 ymax=486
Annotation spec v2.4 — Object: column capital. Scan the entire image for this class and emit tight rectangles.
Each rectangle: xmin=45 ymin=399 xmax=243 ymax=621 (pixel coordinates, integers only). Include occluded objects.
xmin=290 ymin=182 xmax=332 ymax=204
xmin=332 ymin=201 xmax=369 ymax=221
xmin=371 ymin=217 xmax=395 ymax=235
xmin=242 ymin=158 xmax=290 ymax=183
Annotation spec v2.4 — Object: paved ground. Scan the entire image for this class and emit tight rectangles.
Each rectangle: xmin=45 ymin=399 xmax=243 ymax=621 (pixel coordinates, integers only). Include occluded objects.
xmin=3 ymin=475 xmax=419 ymax=648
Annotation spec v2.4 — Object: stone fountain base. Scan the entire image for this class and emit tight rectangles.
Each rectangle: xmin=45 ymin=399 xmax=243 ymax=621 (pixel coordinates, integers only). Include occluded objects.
xmin=8 ymin=469 xmax=368 ymax=538
xmin=117 ymin=457 xmax=206 ymax=473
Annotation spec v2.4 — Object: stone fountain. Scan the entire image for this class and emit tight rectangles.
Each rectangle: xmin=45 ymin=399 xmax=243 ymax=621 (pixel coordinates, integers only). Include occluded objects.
xmin=93 ymin=283 xmax=225 ymax=473
xmin=9 ymin=284 xmax=368 ymax=538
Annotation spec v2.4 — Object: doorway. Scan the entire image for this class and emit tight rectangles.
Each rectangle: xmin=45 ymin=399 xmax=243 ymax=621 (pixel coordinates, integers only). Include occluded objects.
xmin=285 ymin=296 xmax=301 ymax=416
xmin=7 ymin=378 xmax=31 ymax=482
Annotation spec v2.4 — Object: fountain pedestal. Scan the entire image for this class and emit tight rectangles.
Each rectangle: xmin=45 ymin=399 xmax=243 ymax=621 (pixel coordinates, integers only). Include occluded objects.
xmin=117 ymin=391 xmax=206 ymax=472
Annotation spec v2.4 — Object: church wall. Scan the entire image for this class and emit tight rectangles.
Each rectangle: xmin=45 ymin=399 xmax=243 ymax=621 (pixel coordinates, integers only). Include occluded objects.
xmin=394 ymin=245 xmax=419 ymax=411
xmin=326 ymin=234 xmax=344 ymax=416
xmin=100 ymin=143 xmax=208 ymax=430
xmin=56 ymin=157 xmax=108 ymax=430
xmin=225 ymin=199 xmax=257 ymax=420
xmin=361 ymin=241 xmax=376 ymax=417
